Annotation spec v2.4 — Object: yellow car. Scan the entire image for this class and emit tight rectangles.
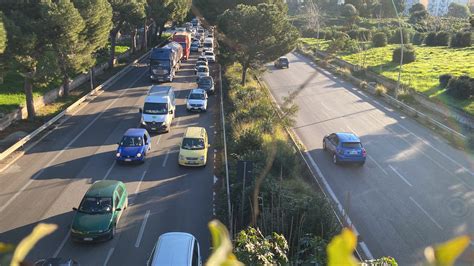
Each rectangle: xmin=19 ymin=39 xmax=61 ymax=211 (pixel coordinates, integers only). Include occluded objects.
xmin=178 ymin=127 xmax=209 ymax=167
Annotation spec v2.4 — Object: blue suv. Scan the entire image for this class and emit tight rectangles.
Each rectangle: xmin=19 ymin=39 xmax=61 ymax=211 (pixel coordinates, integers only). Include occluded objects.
xmin=116 ymin=128 xmax=151 ymax=164
xmin=323 ymin=133 xmax=366 ymax=166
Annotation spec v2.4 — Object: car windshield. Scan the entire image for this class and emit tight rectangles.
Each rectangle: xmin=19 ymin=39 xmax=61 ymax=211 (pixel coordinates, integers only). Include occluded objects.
xmin=182 ymin=137 xmax=205 ymax=150
xmin=120 ymin=136 xmax=143 ymax=147
xmin=198 ymin=67 xmax=208 ymax=72
xmin=342 ymin=142 xmax=362 ymax=148
xmin=79 ymin=197 xmax=113 ymax=214
xmin=205 ymin=52 xmax=213 ymax=56
xmin=279 ymin=58 xmax=288 ymax=63
xmin=198 ymin=78 xmax=212 ymax=85
xmin=143 ymin=102 xmax=167 ymax=115
xmin=189 ymin=93 xmax=205 ymax=100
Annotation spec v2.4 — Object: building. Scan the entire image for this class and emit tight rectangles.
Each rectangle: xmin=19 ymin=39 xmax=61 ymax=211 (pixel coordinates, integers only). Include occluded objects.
xmin=427 ymin=0 xmax=469 ymax=16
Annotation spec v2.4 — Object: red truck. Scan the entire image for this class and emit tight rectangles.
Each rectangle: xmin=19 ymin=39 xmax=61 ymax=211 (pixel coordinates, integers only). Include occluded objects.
xmin=172 ymin=32 xmax=192 ymax=60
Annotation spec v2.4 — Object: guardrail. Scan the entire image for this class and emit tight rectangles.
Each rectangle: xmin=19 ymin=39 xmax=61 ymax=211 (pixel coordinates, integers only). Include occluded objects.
xmin=0 ymin=40 xmax=167 ymax=163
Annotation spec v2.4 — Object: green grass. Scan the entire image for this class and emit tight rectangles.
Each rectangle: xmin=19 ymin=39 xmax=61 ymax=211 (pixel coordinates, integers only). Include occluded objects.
xmin=338 ymin=44 xmax=474 ymax=115
xmin=299 ymin=38 xmax=331 ymax=51
xmin=114 ymin=45 xmax=129 ymax=55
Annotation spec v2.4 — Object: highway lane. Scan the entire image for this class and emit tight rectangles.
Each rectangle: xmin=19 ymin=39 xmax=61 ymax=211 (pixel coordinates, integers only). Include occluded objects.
xmin=263 ymin=52 xmax=474 ymax=264
xmin=0 ymin=52 xmax=216 ymax=265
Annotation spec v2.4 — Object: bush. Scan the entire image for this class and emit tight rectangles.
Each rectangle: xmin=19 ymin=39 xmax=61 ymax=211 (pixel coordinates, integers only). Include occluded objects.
xmin=435 ymin=31 xmax=450 ymax=46
xmin=446 ymin=75 xmax=472 ymax=100
xmin=412 ymin=32 xmax=426 ymax=45
xmin=439 ymin=74 xmax=453 ymax=88
xmin=425 ymin=32 xmax=437 ymax=46
xmin=375 ymin=84 xmax=387 ymax=96
xmin=372 ymin=32 xmax=388 ymax=47
xmin=392 ymin=45 xmax=416 ymax=64
xmin=389 ymin=29 xmax=412 ymax=44
xmin=347 ymin=29 xmax=359 ymax=39
xmin=324 ymin=31 xmax=333 ymax=40
xmin=450 ymin=31 xmax=472 ymax=47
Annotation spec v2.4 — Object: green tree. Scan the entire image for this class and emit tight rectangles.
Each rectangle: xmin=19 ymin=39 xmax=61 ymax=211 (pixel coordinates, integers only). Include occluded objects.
xmin=147 ymin=0 xmax=189 ymax=40
xmin=108 ymin=0 xmax=146 ymax=67
xmin=0 ymin=12 xmax=5 ymax=55
xmin=409 ymin=3 xmax=428 ymax=24
xmin=234 ymin=227 xmax=288 ymax=265
xmin=447 ymin=2 xmax=471 ymax=18
xmin=341 ymin=4 xmax=359 ymax=26
xmin=41 ymin=0 xmax=87 ymax=97
xmin=218 ymin=4 xmax=299 ymax=85
xmin=375 ymin=0 xmax=405 ymax=18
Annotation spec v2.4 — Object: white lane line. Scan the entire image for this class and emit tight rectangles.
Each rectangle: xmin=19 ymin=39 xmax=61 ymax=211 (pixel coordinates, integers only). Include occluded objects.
xmin=156 ymin=135 xmax=162 ymax=145
xmin=129 ymin=171 xmax=147 ymax=205
xmin=103 ymin=247 xmax=115 ymax=266
xmin=347 ymin=126 xmax=356 ymax=134
xmin=162 ymin=149 xmax=171 ymax=167
xmin=388 ymin=165 xmax=413 ymax=187
xmin=102 ymin=161 xmax=116 ymax=180
xmin=0 ymin=70 xmax=147 ymax=214
xmin=360 ymin=242 xmax=374 ymax=260
xmin=397 ymin=123 xmax=473 ymax=176
xmin=53 ymin=233 xmax=69 ymax=258
xmin=320 ymin=101 xmax=331 ymax=112
xmin=410 ymin=196 xmax=443 ymax=230
xmin=367 ymin=155 xmax=388 ymax=176
xmin=135 ymin=210 xmax=150 ymax=248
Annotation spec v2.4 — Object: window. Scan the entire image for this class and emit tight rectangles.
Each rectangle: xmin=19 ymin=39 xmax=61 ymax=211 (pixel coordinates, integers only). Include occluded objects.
xmin=79 ymin=197 xmax=112 ymax=214
xmin=143 ymin=134 xmax=148 ymax=145
xmin=182 ymin=138 xmax=205 ymax=150
xmin=342 ymin=142 xmax=362 ymax=148
xmin=143 ymin=102 xmax=168 ymax=115
xmin=114 ymin=194 xmax=120 ymax=209
xmin=117 ymin=186 xmax=124 ymax=198
xmin=120 ymin=136 xmax=143 ymax=147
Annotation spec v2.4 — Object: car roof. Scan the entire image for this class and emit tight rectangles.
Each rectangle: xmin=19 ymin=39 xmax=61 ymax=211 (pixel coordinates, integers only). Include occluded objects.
xmin=152 ymin=232 xmax=195 ymax=265
xmin=190 ymin=88 xmax=206 ymax=94
xmin=335 ymin=132 xmax=360 ymax=142
xmin=279 ymin=56 xmax=288 ymax=59
xmin=86 ymin=180 xmax=122 ymax=197
xmin=184 ymin=127 xmax=206 ymax=138
xmin=198 ymin=76 xmax=213 ymax=81
xmin=124 ymin=128 xmax=147 ymax=137
xmin=197 ymin=66 xmax=208 ymax=70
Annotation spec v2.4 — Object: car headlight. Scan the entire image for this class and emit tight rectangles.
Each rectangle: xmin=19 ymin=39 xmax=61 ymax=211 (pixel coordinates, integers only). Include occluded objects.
xmin=136 ymin=153 xmax=142 ymax=158
xmin=200 ymin=156 xmax=205 ymax=161
xmin=71 ymin=228 xmax=81 ymax=234
xmin=179 ymin=155 xmax=185 ymax=160
xmin=116 ymin=152 xmax=121 ymax=157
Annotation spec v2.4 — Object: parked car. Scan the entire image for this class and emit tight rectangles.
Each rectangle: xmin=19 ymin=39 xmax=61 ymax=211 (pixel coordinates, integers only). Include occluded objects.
xmin=190 ymin=41 xmax=200 ymax=52
xmin=274 ymin=56 xmax=289 ymax=68
xmin=147 ymin=232 xmax=202 ymax=266
xmin=116 ymin=128 xmax=151 ymax=164
xmin=178 ymin=127 xmax=209 ymax=167
xmin=195 ymin=65 xmax=209 ymax=81
xmin=70 ymin=180 xmax=128 ymax=242
xmin=186 ymin=89 xmax=208 ymax=112
xmin=323 ymin=133 xmax=366 ymax=165
xmin=203 ymin=50 xmax=215 ymax=63
xmin=197 ymin=76 xmax=215 ymax=94
xmin=35 ymin=258 xmax=79 ymax=266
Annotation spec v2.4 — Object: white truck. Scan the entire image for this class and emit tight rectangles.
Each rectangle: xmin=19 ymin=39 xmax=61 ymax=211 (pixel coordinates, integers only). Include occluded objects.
xmin=139 ymin=85 xmax=176 ymax=133
xmin=203 ymin=37 xmax=214 ymax=52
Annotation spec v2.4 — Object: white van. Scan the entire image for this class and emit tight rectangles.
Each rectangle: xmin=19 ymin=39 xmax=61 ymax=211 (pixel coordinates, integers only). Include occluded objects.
xmin=139 ymin=85 xmax=176 ymax=133
xmin=203 ymin=37 xmax=214 ymax=52
xmin=147 ymin=232 xmax=202 ymax=266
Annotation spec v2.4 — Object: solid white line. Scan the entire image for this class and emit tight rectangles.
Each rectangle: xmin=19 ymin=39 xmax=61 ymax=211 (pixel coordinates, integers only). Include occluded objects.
xmin=368 ymin=155 xmax=388 ymax=176
xmin=347 ymin=126 xmax=357 ymax=134
xmin=53 ymin=233 xmax=69 ymax=258
xmin=397 ymin=123 xmax=474 ymax=176
xmin=409 ymin=196 xmax=443 ymax=230
xmin=360 ymin=242 xmax=374 ymax=260
xmin=389 ymin=165 xmax=413 ymax=187
xmin=162 ymin=149 xmax=171 ymax=167
xmin=103 ymin=247 xmax=115 ymax=266
xmin=0 ymin=70 xmax=147 ymax=214
xmin=135 ymin=210 xmax=150 ymax=248
xmin=102 ymin=161 xmax=116 ymax=180
xmin=133 ymin=171 xmax=147 ymax=197
xmin=156 ymin=135 xmax=162 ymax=145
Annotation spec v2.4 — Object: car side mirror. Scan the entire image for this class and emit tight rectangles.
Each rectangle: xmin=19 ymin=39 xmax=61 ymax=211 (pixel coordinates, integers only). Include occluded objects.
xmin=72 ymin=207 xmax=78 ymax=211
xmin=139 ymin=108 xmax=143 ymax=114
xmin=116 ymin=208 xmax=122 ymax=211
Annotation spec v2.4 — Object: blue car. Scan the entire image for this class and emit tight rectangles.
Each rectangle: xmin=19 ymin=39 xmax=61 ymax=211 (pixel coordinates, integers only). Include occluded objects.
xmin=323 ymin=132 xmax=366 ymax=165
xmin=190 ymin=41 xmax=200 ymax=52
xmin=116 ymin=128 xmax=151 ymax=164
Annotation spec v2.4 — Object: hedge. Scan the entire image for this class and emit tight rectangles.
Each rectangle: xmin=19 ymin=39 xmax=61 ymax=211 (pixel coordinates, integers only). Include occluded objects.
xmin=392 ymin=45 xmax=416 ymax=64
xmin=450 ymin=31 xmax=471 ymax=48
xmin=446 ymin=75 xmax=473 ymax=100
xmin=372 ymin=32 xmax=388 ymax=47
xmin=439 ymin=74 xmax=453 ymax=88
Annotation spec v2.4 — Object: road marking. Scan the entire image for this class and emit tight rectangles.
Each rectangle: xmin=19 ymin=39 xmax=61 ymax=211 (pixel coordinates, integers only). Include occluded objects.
xmin=135 ymin=210 xmax=150 ymax=248
xmin=410 ymin=196 xmax=443 ymax=230
xmin=103 ymin=247 xmax=115 ymax=266
xmin=367 ymin=155 xmax=388 ymax=175
xmin=347 ymin=126 xmax=356 ymax=134
xmin=102 ymin=161 xmax=116 ymax=180
xmin=156 ymin=135 xmax=162 ymax=145
xmin=360 ymin=242 xmax=374 ymax=260
xmin=53 ymin=233 xmax=69 ymax=258
xmin=372 ymin=100 xmax=385 ymax=108
xmin=0 ymin=70 xmax=147 ymax=214
xmin=397 ymin=123 xmax=473 ymax=176
xmin=320 ymin=101 xmax=331 ymax=112
xmin=162 ymin=149 xmax=171 ymax=167
xmin=389 ymin=165 xmax=413 ymax=187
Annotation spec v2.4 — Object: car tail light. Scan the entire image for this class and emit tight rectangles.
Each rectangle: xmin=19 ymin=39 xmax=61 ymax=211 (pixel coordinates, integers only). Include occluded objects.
xmin=362 ymin=148 xmax=367 ymax=157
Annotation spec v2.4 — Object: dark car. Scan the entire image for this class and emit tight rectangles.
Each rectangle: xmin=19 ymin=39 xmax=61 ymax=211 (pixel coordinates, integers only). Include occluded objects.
xmin=35 ymin=258 xmax=79 ymax=266
xmin=274 ymin=56 xmax=289 ymax=69
xmin=323 ymin=133 xmax=366 ymax=165
xmin=197 ymin=76 xmax=215 ymax=94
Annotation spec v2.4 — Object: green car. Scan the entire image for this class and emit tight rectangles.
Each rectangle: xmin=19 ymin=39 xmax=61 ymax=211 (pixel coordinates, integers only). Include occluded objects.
xmin=70 ymin=180 xmax=128 ymax=242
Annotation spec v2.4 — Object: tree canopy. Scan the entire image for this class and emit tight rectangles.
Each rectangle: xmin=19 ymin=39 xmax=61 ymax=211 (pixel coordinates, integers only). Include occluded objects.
xmin=447 ymin=2 xmax=471 ymax=18
xmin=0 ymin=12 xmax=5 ymax=55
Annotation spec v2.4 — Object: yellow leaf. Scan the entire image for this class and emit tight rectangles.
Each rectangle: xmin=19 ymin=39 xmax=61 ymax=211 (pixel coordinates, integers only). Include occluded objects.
xmin=206 ymin=220 xmax=243 ymax=266
xmin=10 ymin=223 xmax=57 ymax=266
xmin=425 ymin=235 xmax=470 ymax=266
xmin=327 ymin=228 xmax=359 ymax=266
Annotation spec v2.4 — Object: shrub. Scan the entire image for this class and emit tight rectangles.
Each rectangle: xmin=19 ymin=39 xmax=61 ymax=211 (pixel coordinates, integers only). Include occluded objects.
xmin=412 ymin=32 xmax=426 ymax=45
xmin=439 ymin=74 xmax=453 ymax=88
xmin=372 ymin=32 xmax=388 ymax=47
xmin=389 ymin=29 xmax=412 ymax=44
xmin=316 ymin=30 xmax=326 ymax=39
xmin=446 ymin=75 xmax=472 ymax=100
xmin=425 ymin=32 xmax=437 ymax=46
xmin=358 ymin=28 xmax=372 ymax=41
xmin=450 ymin=31 xmax=472 ymax=47
xmin=392 ymin=44 xmax=416 ymax=64
xmin=375 ymin=84 xmax=387 ymax=96
xmin=324 ymin=31 xmax=333 ymax=40
xmin=435 ymin=31 xmax=450 ymax=46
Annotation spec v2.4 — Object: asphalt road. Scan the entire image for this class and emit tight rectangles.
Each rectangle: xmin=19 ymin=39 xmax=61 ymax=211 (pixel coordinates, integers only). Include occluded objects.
xmin=0 ymin=52 xmax=217 ymax=265
xmin=263 ymin=52 xmax=474 ymax=264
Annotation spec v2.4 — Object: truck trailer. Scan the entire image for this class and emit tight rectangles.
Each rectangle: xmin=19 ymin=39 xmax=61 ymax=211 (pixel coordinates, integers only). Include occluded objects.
xmin=172 ymin=32 xmax=192 ymax=60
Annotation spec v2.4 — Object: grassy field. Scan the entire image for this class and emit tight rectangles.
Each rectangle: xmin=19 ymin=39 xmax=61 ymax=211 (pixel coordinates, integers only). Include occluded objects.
xmin=300 ymin=38 xmax=331 ymax=51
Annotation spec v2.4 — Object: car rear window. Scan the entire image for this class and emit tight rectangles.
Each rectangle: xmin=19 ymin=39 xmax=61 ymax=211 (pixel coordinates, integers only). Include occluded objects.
xmin=342 ymin=142 xmax=362 ymax=148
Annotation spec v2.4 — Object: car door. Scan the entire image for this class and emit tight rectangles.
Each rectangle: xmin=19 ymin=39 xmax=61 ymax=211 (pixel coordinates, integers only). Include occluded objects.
xmin=114 ymin=191 xmax=123 ymax=223
xmin=327 ymin=134 xmax=337 ymax=152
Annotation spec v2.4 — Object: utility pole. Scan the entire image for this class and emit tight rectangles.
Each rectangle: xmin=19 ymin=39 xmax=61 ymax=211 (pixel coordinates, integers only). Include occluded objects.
xmin=391 ymin=0 xmax=404 ymax=99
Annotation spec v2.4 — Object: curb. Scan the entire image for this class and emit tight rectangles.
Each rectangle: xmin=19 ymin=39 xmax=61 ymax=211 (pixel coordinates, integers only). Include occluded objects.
xmin=0 ymin=40 xmax=166 ymax=163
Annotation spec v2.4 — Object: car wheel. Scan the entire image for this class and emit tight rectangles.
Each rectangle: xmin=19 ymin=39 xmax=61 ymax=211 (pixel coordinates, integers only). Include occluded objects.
xmin=333 ymin=154 xmax=339 ymax=165
xmin=323 ymin=140 xmax=327 ymax=151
